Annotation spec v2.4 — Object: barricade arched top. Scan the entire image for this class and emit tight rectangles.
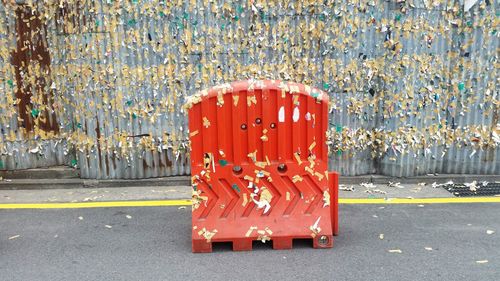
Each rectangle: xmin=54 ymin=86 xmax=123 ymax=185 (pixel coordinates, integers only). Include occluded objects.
xmin=184 ymin=80 xmax=329 ymax=109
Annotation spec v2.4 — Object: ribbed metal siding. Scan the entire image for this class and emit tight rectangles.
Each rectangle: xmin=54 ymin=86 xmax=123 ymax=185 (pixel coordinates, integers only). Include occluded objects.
xmin=0 ymin=1 xmax=498 ymax=178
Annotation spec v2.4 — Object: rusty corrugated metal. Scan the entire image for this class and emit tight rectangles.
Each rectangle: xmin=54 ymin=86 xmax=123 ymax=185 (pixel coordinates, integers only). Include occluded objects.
xmin=0 ymin=1 xmax=498 ymax=178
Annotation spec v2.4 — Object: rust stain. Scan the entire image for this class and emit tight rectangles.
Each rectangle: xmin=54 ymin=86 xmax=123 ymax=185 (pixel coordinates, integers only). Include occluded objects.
xmin=10 ymin=5 xmax=58 ymax=134
xmin=95 ymin=117 xmax=103 ymax=171
xmin=163 ymin=151 xmax=173 ymax=168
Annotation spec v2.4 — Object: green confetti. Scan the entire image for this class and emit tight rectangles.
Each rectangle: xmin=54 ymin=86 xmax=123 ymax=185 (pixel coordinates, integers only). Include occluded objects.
xmin=159 ymin=11 xmax=165 ymax=17
xmin=234 ymin=15 xmax=239 ymax=21
xmin=336 ymin=125 xmax=343 ymax=132
xmin=76 ymin=123 xmax=82 ymax=128
xmin=395 ymin=14 xmax=401 ymax=21
xmin=232 ymin=184 xmax=240 ymax=193
xmin=132 ymin=113 xmax=137 ymax=119
xmin=7 ymin=79 xmax=13 ymax=88
xmin=0 ymin=160 xmax=4 ymax=169
xmin=337 ymin=149 xmax=342 ymax=156
xmin=219 ymin=159 xmax=228 ymax=167
xmin=126 ymin=100 xmax=133 ymax=106
xmin=260 ymin=11 xmax=266 ymax=21
xmin=128 ymin=19 xmax=136 ymax=26
xmin=31 ymin=109 xmax=40 ymax=118
xmin=458 ymin=82 xmax=465 ymax=91
xmin=71 ymin=159 xmax=78 ymax=167
xmin=319 ymin=14 xmax=326 ymax=21
xmin=323 ymin=83 xmax=330 ymax=90
xmin=95 ymin=20 xmax=100 ymax=27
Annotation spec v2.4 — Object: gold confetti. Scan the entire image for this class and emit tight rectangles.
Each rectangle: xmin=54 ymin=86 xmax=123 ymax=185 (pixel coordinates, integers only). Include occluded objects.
xmin=322 ymin=190 xmax=330 ymax=207
xmin=294 ymin=152 xmax=303 ymax=165
xmin=292 ymin=175 xmax=303 ymax=183
xmin=242 ymin=193 xmax=248 ymax=207
xmin=245 ymin=226 xmax=257 ymax=237
xmin=202 ymin=117 xmax=210 ymax=128
xmin=233 ymin=95 xmax=239 ymax=106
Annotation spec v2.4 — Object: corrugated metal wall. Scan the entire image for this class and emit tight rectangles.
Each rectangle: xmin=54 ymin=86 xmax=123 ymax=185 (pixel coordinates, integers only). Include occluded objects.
xmin=0 ymin=0 xmax=498 ymax=178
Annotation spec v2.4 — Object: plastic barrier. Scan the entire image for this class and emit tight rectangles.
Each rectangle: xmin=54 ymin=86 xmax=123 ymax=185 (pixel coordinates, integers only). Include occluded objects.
xmin=185 ymin=80 xmax=339 ymax=252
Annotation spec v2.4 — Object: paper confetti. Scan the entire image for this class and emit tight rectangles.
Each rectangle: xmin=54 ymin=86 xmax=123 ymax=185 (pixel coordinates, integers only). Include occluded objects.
xmin=0 ymin=1 xmax=497 ymax=179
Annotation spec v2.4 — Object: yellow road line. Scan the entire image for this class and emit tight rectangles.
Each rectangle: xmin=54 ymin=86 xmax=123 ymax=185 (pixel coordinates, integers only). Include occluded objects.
xmin=0 ymin=197 xmax=499 ymax=209
xmin=0 ymin=200 xmax=192 ymax=209
xmin=339 ymin=197 xmax=500 ymax=204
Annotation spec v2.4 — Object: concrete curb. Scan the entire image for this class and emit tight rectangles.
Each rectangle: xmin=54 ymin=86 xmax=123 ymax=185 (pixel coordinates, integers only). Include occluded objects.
xmin=0 ymin=174 xmax=498 ymax=190
xmin=0 ymin=176 xmax=190 ymax=190
xmin=0 ymin=166 xmax=80 ymax=179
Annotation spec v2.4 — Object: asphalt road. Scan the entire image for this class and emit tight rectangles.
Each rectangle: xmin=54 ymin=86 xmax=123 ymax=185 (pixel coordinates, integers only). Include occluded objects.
xmin=1 ymin=204 xmax=499 ymax=281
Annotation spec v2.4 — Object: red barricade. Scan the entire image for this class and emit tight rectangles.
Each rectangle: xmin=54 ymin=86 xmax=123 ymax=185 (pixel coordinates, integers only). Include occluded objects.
xmin=185 ymin=80 xmax=339 ymax=252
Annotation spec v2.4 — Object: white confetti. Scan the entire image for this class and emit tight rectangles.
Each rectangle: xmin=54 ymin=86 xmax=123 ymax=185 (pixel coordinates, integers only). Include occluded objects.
xmin=388 ymin=249 xmax=402 ymax=253
xmin=292 ymin=107 xmax=300 ymax=122
xmin=278 ymin=106 xmax=285 ymax=122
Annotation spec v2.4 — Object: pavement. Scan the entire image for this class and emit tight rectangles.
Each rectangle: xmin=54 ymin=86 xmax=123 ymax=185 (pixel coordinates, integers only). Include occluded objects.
xmin=1 ymin=179 xmax=499 ymax=280
xmin=1 ymin=203 xmax=499 ymax=281
xmin=0 ymin=182 xmax=456 ymax=204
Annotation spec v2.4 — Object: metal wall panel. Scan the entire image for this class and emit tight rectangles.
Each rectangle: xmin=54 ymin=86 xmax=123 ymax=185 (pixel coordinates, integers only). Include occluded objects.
xmin=0 ymin=1 xmax=498 ymax=178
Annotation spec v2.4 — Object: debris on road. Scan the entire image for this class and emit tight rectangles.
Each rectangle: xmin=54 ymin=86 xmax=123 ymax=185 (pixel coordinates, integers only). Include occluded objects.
xmin=339 ymin=185 xmax=355 ymax=191
xmin=431 ymin=181 xmax=454 ymax=188
xmin=388 ymin=182 xmax=404 ymax=188
xmin=78 ymin=216 xmax=83 ymax=220
xmin=126 ymin=215 xmax=132 ymax=219
xmin=424 ymin=247 xmax=433 ymax=251
xmin=388 ymin=249 xmax=402 ymax=253
xmin=486 ymin=230 xmax=495 ymax=235
xmin=105 ymin=225 xmax=112 ymax=229
xmin=365 ymin=188 xmax=387 ymax=195
xmin=360 ymin=182 xmax=376 ymax=189
xmin=379 ymin=234 xmax=384 ymax=240
xmin=476 ymin=260 xmax=488 ymax=264
xmin=8 ymin=235 xmax=20 ymax=240
xmin=464 ymin=181 xmax=478 ymax=192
